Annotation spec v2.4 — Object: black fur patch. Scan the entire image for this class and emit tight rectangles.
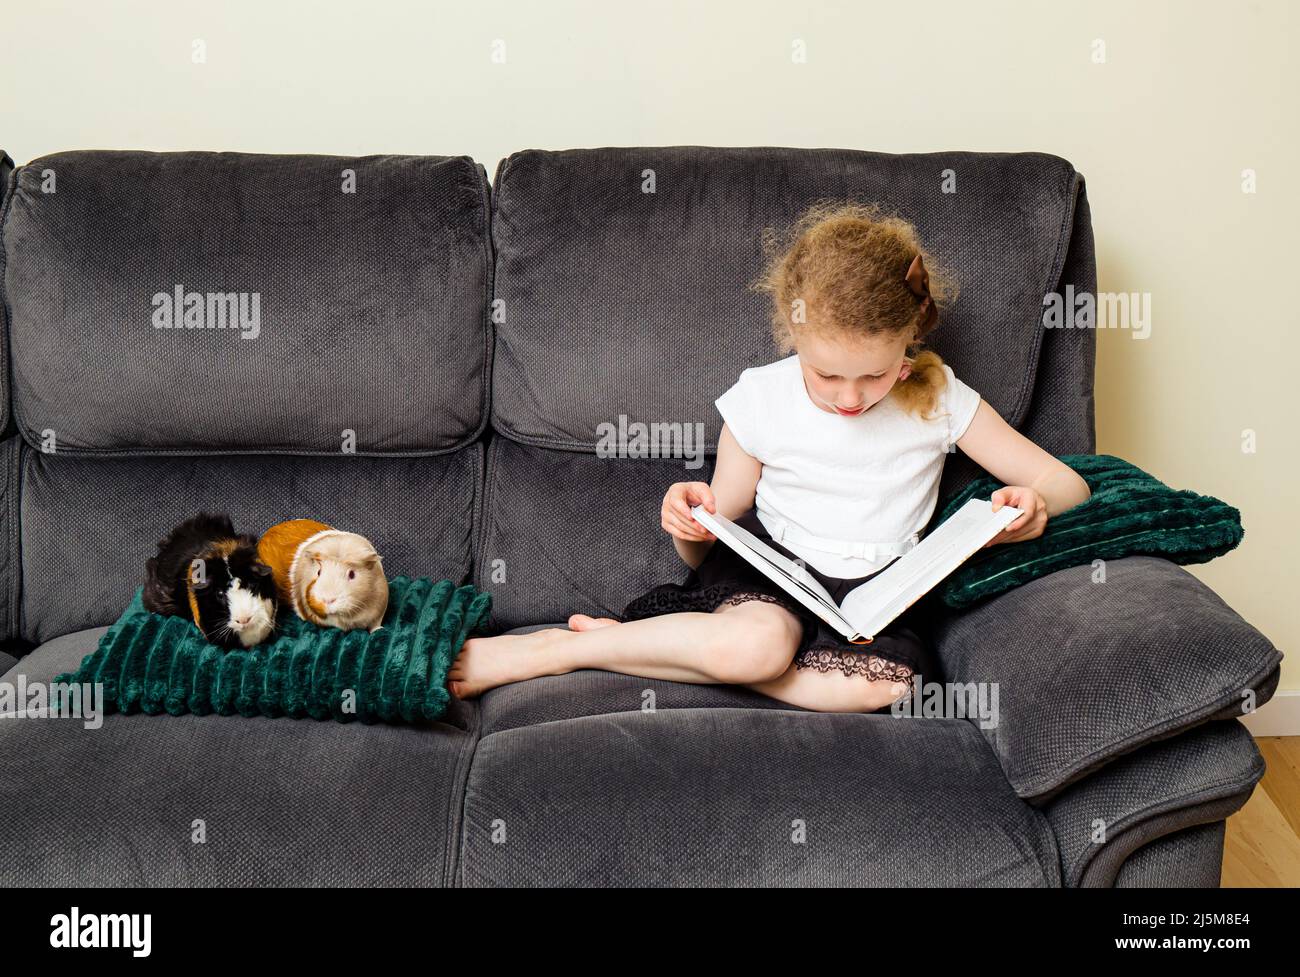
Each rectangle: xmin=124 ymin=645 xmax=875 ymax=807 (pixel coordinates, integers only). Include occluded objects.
xmin=143 ymin=512 xmax=277 ymax=649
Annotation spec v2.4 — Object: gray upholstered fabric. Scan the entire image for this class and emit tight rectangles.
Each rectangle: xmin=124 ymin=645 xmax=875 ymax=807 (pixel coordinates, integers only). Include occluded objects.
xmin=1017 ymin=183 xmax=1097 ymax=459
xmin=490 ymin=147 xmax=1087 ymax=451
xmin=1042 ymin=718 xmax=1261 ymax=887
xmin=19 ymin=444 xmax=482 ymax=644
xmin=932 ymin=555 xmax=1283 ymax=804
xmin=0 ymin=149 xmax=12 ymax=434
xmin=461 ymin=708 xmax=1061 ymax=886
xmin=1208 ymin=662 xmax=1281 ymax=721
xmin=476 ymin=437 xmax=700 ymax=630
xmin=0 ymin=152 xmax=17 ymax=644
xmin=2 ymin=151 xmax=490 ymax=455
xmin=0 ymin=628 xmax=479 ymax=886
xmin=2 ymin=626 xmax=107 ymax=681
xmin=0 ymin=649 xmax=16 ymax=675
xmin=0 ymin=437 xmax=18 ymax=643
xmin=1078 ymin=792 xmax=1250 ymax=889
xmin=481 ymin=624 xmax=807 ymax=733
xmin=1111 ymin=820 xmax=1226 ymax=888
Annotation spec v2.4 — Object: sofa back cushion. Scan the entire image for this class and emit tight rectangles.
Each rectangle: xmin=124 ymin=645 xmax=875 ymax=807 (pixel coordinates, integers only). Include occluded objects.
xmin=490 ymin=146 xmax=1086 ymax=450
xmin=479 ymin=146 xmax=1096 ymax=629
xmin=2 ymin=150 xmax=490 ymax=455
xmin=17 ymin=448 xmax=481 ymax=645
xmin=0 ymin=151 xmax=491 ymax=643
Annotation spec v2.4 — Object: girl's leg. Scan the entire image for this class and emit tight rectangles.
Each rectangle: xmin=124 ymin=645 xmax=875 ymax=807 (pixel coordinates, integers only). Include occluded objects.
xmin=742 ymin=662 xmax=914 ymax=714
xmin=574 ymin=611 xmax=915 ymax=713
xmin=448 ymin=599 xmax=802 ymax=699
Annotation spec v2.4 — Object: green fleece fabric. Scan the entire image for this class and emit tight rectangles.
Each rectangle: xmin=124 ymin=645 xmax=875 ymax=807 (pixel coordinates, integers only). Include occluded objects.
xmin=53 ymin=576 xmax=491 ymax=724
xmin=934 ymin=454 xmax=1243 ymax=609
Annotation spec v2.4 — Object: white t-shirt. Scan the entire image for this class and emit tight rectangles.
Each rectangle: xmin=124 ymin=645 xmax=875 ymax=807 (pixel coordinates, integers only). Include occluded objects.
xmin=715 ymin=354 xmax=983 ymax=578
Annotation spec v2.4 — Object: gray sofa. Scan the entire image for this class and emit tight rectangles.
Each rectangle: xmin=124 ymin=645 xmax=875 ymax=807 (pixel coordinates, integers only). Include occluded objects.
xmin=0 ymin=146 xmax=1282 ymax=887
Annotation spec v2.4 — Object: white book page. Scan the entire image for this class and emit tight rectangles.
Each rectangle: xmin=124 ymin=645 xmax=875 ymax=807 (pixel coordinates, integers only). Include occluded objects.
xmin=838 ymin=498 xmax=1022 ymax=641
xmin=689 ymin=506 xmax=857 ymax=640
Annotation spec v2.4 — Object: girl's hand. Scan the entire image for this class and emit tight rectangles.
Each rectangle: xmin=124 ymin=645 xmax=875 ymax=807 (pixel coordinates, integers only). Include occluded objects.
xmin=983 ymin=485 xmax=1048 ymax=547
xmin=662 ymin=481 xmax=717 ymax=542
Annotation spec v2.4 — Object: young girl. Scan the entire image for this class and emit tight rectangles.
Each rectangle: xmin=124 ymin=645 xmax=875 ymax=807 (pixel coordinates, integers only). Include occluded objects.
xmin=449 ymin=202 xmax=1091 ymax=712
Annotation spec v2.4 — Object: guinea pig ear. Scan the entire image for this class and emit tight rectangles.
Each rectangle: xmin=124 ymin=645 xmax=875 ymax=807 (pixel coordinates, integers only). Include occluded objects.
xmin=251 ymin=561 xmax=272 ymax=576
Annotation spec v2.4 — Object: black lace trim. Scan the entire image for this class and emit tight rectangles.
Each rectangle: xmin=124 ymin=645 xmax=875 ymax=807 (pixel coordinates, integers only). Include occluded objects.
xmin=621 ymin=582 xmax=781 ymax=621
xmin=720 ymin=590 xmax=789 ymax=608
xmin=794 ymin=647 xmax=915 ymax=684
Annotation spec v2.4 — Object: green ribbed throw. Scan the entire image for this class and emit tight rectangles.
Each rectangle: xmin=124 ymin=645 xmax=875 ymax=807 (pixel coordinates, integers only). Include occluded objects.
xmin=934 ymin=454 xmax=1244 ymax=609
xmin=53 ymin=576 xmax=491 ymax=724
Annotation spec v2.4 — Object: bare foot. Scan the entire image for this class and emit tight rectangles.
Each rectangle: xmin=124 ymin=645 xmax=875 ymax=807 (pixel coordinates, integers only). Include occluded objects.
xmin=447 ymin=628 xmax=574 ymax=699
xmin=568 ymin=613 xmax=620 ymax=632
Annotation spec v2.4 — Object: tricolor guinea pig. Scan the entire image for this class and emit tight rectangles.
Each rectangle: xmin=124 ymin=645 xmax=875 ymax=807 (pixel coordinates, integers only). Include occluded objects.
xmin=257 ymin=519 xmax=388 ymax=632
xmin=142 ymin=512 xmax=278 ymax=649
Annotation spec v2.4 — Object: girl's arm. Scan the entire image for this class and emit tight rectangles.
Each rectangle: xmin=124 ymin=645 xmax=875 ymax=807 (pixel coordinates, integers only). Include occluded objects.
xmin=954 ymin=400 xmax=1092 ymax=546
xmin=663 ymin=423 xmax=761 ymax=569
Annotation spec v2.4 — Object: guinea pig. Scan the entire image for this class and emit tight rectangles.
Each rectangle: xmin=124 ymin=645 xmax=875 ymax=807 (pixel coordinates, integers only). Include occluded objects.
xmin=143 ymin=512 xmax=278 ymax=649
xmin=257 ymin=519 xmax=388 ymax=632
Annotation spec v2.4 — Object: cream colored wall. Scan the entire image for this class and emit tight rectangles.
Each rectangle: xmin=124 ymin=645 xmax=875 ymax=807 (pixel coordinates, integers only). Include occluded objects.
xmin=2 ymin=0 xmax=1293 ymax=688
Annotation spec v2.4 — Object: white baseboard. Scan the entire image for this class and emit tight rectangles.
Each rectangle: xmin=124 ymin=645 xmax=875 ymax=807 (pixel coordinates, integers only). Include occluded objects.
xmin=1241 ymin=689 xmax=1300 ymax=737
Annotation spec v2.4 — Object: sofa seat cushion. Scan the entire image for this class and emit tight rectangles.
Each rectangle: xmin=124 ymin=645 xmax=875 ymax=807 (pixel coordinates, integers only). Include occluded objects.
xmin=481 ymin=622 xmax=826 ymax=735
xmin=0 ymin=629 xmax=479 ymax=886
xmin=460 ymin=707 xmax=1061 ymax=886
xmin=483 ymin=672 xmax=801 ymax=738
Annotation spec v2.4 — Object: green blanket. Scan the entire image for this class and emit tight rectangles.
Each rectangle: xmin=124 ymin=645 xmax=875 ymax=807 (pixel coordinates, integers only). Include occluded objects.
xmin=54 ymin=576 xmax=491 ymax=724
xmin=933 ymin=453 xmax=1244 ymax=608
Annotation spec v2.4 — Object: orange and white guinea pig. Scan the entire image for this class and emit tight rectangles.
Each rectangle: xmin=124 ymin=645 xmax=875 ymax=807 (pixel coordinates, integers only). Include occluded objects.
xmin=256 ymin=519 xmax=388 ymax=632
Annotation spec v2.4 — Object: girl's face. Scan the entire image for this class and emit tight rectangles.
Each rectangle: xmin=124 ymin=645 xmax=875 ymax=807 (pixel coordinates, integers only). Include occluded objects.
xmin=795 ymin=331 xmax=911 ymax=417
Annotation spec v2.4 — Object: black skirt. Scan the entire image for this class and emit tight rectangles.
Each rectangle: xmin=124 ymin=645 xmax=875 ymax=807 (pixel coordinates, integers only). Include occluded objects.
xmin=619 ymin=507 xmax=936 ymax=684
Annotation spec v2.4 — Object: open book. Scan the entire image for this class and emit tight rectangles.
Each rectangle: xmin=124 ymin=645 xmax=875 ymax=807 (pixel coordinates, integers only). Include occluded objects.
xmin=690 ymin=499 xmax=1023 ymax=644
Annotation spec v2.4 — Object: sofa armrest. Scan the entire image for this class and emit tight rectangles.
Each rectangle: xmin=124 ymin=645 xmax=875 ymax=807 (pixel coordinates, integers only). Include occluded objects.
xmin=930 ymin=555 xmax=1282 ymax=803
xmin=1042 ymin=718 xmax=1262 ymax=887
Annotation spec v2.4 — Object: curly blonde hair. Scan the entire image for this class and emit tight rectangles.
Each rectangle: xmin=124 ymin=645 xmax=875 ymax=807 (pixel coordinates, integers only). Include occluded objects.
xmin=751 ymin=201 xmax=959 ymax=420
